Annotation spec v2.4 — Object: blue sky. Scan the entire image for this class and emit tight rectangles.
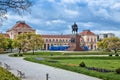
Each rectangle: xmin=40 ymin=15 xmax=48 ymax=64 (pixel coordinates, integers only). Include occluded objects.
xmin=1 ymin=0 xmax=120 ymax=37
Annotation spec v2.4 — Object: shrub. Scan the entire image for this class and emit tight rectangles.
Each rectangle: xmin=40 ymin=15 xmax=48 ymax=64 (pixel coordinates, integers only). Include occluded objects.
xmin=14 ymin=54 xmax=18 ymax=57
xmin=109 ymin=54 xmax=112 ymax=56
xmin=0 ymin=67 xmax=20 ymax=80
xmin=79 ymin=62 xmax=86 ymax=67
xmin=19 ymin=54 xmax=23 ymax=56
xmin=115 ymin=54 xmax=119 ymax=56
xmin=116 ymin=68 xmax=120 ymax=74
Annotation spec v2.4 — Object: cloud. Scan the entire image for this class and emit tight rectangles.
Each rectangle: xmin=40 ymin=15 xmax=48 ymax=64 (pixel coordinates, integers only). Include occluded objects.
xmin=1 ymin=0 xmax=120 ymax=37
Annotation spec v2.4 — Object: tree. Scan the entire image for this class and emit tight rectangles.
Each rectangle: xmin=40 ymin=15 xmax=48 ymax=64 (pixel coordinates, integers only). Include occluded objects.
xmin=97 ymin=37 xmax=120 ymax=53
xmin=0 ymin=34 xmax=9 ymax=52
xmin=26 ymin=33 xmax=44 ymax=55
xmin=12 ymin=33 xmax=28 ymax=54
xmin=0 ymin=0 xmax=32 ymax=25
xmin=6 ymin=38 xmax=13 ymax=52
xmin=13 ymin=33 xmax=44 ymax=54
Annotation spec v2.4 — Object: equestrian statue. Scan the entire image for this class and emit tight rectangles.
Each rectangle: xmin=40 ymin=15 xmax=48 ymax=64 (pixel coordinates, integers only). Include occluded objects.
xmin=71 ymin=22 xmax=78 ymax=34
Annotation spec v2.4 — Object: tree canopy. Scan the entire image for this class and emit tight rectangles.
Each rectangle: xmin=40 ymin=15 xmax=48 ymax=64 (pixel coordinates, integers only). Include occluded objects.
xmin=97 ymin=37 xmax=120 ymax=53
xmin=0 ymin=34 xmax=9 ymax=52
xmin=13 ymin=33 xmax=44 ymax=54
xmin=0 ymin=0 xmax=32 ymax=25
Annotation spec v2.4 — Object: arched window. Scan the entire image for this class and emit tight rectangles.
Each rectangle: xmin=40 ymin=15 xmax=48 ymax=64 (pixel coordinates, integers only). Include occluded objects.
xmin=46 ymin=39 xmax=48 ymax=42
xmin=56 ymin=39 xmax=58 ymax=42
xmin=49 ymin=39 xmax=51 ymax=42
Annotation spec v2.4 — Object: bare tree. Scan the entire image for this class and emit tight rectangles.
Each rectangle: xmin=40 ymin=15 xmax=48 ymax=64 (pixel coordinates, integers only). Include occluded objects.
xmin=0 ymin=0 xmax=32 ymax=25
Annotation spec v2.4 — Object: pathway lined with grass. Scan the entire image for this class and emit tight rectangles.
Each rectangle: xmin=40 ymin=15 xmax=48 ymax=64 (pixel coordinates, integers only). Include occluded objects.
xmin=0 ymin=53 xmax=101 ymax=80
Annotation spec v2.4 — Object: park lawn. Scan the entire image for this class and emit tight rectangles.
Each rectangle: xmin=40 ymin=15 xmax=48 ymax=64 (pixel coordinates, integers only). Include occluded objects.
xmin=24 ymin=56 xmax=120 ymax=80
xmin=0 ymin=67 xmax=20 ymax=80
xmin=57 ymin=58 xmax=120 ymax=70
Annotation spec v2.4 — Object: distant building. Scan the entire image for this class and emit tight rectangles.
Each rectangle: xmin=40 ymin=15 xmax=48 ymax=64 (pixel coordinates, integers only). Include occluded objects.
xmin=41 ymin=35 xmax=72 ymax=50
xmin=5 ymin=21 xmax=98 ymax=51
xmin=6 ymin=21 xmax=36 ymax=39
xmin=80 ymin=30 xmax=97 ymax=50
xmin=98 ymin=33 xmax=115 ymax=40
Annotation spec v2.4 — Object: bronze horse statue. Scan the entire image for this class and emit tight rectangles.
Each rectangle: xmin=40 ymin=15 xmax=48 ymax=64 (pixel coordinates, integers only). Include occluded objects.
xmin=72 ymin=22 xmax=78 ymax=34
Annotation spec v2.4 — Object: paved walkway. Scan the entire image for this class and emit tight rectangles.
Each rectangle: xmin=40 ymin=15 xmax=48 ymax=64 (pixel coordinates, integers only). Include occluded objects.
xmin=0 ymin=53 xmax=101 ymax=80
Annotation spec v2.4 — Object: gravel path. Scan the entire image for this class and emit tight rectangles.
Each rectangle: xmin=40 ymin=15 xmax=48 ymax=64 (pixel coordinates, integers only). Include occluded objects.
xmin=0 ymin=53 xmax=101 ymax=80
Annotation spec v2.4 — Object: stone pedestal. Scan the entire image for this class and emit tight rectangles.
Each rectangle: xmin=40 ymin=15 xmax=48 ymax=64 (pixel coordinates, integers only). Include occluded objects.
xmin=67 ymin=34 xmax=84 ymax=51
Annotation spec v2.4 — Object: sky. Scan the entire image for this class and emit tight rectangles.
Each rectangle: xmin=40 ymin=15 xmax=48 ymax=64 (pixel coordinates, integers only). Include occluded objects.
xmin=1 ymin=0 xmax=120 ymax=37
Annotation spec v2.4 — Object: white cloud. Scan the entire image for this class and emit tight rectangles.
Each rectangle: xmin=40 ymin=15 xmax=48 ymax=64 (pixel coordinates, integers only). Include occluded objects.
xmin=46 ymin=20 xmax=66 ymax=25
xmin=61 ymin=0 xmax=80 ymax=4
xmin=51 ymin=19 xmax=66 ymax=23
xmin=64 ymin=9 xmax=79 ymax=17
xmin=111 ymin=3 xmax=120 ymax=10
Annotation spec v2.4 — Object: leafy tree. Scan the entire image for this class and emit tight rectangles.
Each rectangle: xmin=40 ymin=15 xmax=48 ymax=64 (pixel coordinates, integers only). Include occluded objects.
xmin=26 ymin=33 xmax=44 ymax=55
xmin=97 ymin=37 xmax=120 ymax=53
xmin=12 ymin=33 xmax=28 ymax=53
xmin=0 ymin=0 xmax=32 ymax=25
xmin=13 ymin=33 xmax=44 ymax=54
xmin=0 ymin=34 xmax=9 ymax=52
xmin=6 ymin=38 xmax=13 ymax=52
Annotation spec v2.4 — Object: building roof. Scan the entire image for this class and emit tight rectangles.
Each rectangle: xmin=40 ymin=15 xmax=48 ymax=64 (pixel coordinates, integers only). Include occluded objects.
xmin=7 ymin=21 xmax=35 ymax=32
xmin=80 ymin=30 xmax=96 ymax=36
xmin=41 ymin=34 xmax=73 ymax=38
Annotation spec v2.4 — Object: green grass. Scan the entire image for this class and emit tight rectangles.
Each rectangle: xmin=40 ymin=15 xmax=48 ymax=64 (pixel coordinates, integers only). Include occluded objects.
xmin=9 ymin=51 xmax=120 ymax=80
xmin=0 ymin=67 xmax=20 ymax=80
xmin=56 ymin=58 xmax=120 ymax=70
xmin=24 ymin=56 xmax=120 ymax=80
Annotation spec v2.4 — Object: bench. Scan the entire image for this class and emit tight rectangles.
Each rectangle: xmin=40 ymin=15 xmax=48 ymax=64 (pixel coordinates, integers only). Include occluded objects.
xmin=4 ymin=63 xmax=11 ymax=70
xmin=17 ymin=70 xmax=25 ymax=78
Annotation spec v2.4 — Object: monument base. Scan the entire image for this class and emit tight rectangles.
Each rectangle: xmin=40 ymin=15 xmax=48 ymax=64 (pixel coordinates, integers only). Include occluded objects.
xmin=67 ymin=34 xmax=84 ymax=51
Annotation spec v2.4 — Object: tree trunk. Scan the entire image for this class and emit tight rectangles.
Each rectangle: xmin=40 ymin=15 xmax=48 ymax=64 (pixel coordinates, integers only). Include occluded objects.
xmin=32 ymin=48 xmax=35 ymax=55
xmin=114 ymin=49 xmax=117 ymax=54
xmin=10 ymin=48 xmax=12 ymax=53
xmin=19 ymin=48 xmax=21 ymax=54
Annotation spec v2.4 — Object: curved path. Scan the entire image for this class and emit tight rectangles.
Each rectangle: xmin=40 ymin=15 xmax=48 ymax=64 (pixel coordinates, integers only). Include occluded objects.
xmin=0 ymin=53 xmax=101 ymax=80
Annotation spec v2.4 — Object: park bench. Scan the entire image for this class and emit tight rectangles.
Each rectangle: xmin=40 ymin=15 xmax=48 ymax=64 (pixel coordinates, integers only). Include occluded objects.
xmin=4 ymin=63 xmax=11 ymax=70
xmin=17 ymin=70 xmax=25 ymax=78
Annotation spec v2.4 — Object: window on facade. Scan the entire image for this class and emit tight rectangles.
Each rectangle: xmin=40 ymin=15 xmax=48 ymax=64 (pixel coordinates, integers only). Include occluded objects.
xmin=49 ymin=39 xmax=51 ymax=42
xmin=63 ymin=39 xmax=64 ymax=42
xmin=66 ymin=40 xmax=68 ymax=42
xmin=46 ymin=39 xmax=48 ymax=42
xmin=91 ymin=38 xmax=93 ymax=42
xmin=56 ymin=39 xmax=58 ymax=42
xmin=87 ymin=38 xmax=89 ymax=42
xmin=53 ymin=39 xmax=55 ymax=42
